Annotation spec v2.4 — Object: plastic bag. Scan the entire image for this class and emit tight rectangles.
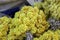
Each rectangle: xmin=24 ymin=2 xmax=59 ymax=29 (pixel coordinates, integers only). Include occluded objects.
xmin=0 ymin=0 xmax=25 ymax=12
xmin=26 ymin=32 xmax=33 ymax=40
xmin=27 ymin=0 xmax=42 ymax=6
xmin=0 ymin=13 xmax=10 ymax=17
xmin=0 ymin=0 xmax=18 ymax=4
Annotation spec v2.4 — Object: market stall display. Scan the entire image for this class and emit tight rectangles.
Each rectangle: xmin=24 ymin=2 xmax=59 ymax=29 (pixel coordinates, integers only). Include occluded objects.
xmin=0 ymin=0 xmax=60 ymax=40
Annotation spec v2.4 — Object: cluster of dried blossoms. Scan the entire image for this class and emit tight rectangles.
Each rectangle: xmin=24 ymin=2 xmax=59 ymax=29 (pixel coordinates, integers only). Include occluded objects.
xmin=0 ymin=0 xmax=60 ymax=40
xmin=34 ymin=0 xmax=60 ymax=20
xmin=0 ymin=6 xmax=49 ymax=40
xmin=33 ymin=29 xmax=60 ymax=40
